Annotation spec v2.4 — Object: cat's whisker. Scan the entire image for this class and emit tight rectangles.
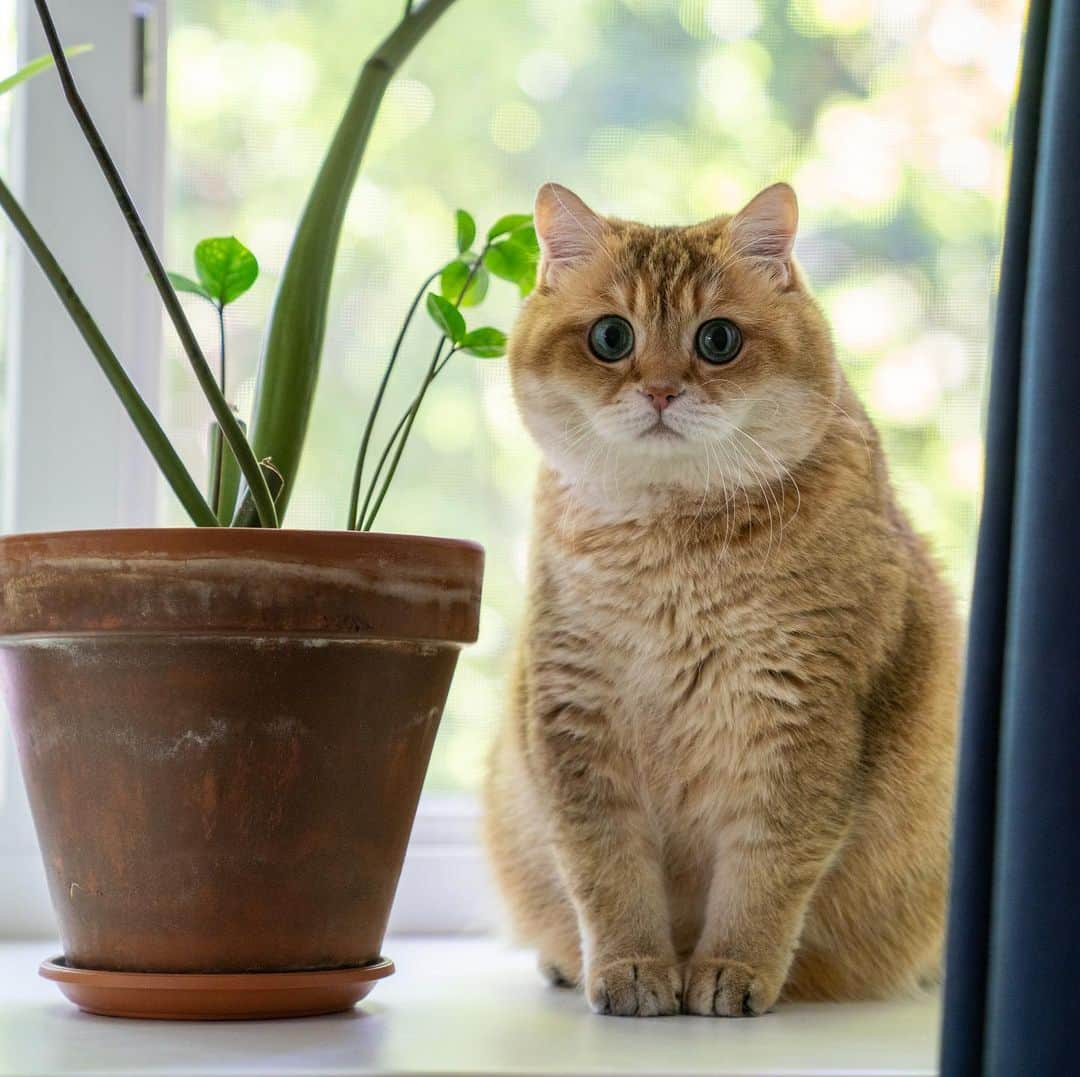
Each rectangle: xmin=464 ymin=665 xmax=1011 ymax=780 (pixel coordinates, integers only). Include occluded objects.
xmin=799 ymin=386 xmax=874 ymax=472
xmin=751 ymin=450 xmax=783 ymax=564
xmin=751 ymin=443 xmax=796 ymax=556
xmin=718 ymin=438 xmax=743 ymax=562
xmin=730 ymin=423 xmax=801 ymax=535
xmin=560 ymin=413 xmax=593 ymax=441
xmin=561 ymin=437 xmax=606 ymax=537
xmin=728 ymin=439 xmax=756 ymax=550
xmin=561 ymin=420 xmax=599 ymax=455
xmin=599 ymin=439 xmax=617 ymax=507
xmin=741 ymin=441 xmax=780 ymax=560
xmin=716 ymin=443 xmax=731 ymax=560
xmin=690 ymin=438 xmax=715 ymax=530
xmin=731 ymin=437 xmax=775 ymax=563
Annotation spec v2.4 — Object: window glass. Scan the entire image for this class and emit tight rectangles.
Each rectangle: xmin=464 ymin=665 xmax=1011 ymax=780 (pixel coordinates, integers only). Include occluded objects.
xmin=164 ymin=0 xmax=1023 ymax=793
xmin=0 ymin=0 xmax=14 ymax=518
xmin=0 ymin=0 xmax=16 ymax=829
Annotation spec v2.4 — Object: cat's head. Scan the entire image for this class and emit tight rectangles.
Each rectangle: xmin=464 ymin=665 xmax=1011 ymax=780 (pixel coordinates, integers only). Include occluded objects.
xmin=509 ymin=182 xmax=839 ymax=500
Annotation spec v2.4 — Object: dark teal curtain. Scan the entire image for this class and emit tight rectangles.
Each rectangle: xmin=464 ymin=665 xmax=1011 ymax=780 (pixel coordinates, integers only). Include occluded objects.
xmin=941 ymin=0 xmax=1080 ymax=1073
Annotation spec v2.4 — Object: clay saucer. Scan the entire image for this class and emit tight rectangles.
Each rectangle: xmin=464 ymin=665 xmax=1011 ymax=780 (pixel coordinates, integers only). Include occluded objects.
xmin=40 ymin=955 xmax=395 ymax=1020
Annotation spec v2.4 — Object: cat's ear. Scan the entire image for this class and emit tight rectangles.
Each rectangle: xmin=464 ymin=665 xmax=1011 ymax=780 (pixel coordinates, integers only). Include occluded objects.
xmin=728 ymin=182 xmax=798 ymax=287
xmin=534 ymin=183 xmax=606 ymax=285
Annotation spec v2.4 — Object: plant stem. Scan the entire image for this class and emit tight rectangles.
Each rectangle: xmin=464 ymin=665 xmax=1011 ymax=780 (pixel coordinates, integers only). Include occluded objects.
xmin=346 ymin=268 xmax=439 ymax=529
xmin=208 ymin=423 xmax=223 ymax=516
xmin=359 ymin=349 xmax=455 ymax=533
xmin=33 ymin=0 xmax=278 ymax=528
xmin=358 ymin=248 xmax=484 ymax=531
xmin=360 ymin=246 xmax=483 ymax=527
xmin=0 ymin=176 xmax=217 ymax=527
xmin=216 ymin=302 xmax=227 ymax=397
xmin=209 ymin=302 xmax=228 ymax=511
xmin=248 ymin=0 xmax=460 ymax=521
xmin=231 ymin=459 xmax=285 ymax=528
xmin=215 ymin=414 xmax=246 ymax=525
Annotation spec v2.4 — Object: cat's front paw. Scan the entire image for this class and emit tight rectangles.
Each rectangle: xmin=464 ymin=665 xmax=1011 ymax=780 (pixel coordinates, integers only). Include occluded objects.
xmin=539 ymin=955 xmax=581 ymax=988
xmin=587 ymin=958 xmax=682 ymax=1017
xmin=683 ymin=959 xmax=781 ymax=1017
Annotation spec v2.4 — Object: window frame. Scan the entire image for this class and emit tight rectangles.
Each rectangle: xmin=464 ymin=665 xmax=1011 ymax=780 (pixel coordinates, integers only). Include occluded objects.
xmin=0 ymin=0 xmax=496 ymax=938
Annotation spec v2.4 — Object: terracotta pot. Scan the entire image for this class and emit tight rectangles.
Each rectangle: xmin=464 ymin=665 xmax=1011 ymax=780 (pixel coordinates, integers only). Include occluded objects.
xmin=0 ymin=529 xmax=483 ymax=975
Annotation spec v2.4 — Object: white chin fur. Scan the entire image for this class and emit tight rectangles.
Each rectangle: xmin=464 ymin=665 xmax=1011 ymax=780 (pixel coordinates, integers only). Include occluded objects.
xmin=514 ymin=374 xmax=820 ymax=514
xmin=523 ymin=408 xmax=754 ymax=508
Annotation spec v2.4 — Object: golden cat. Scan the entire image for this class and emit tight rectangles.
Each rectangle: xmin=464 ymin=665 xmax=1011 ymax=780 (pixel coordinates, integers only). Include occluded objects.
xmin=482 ymin=181 xmax=960 ymax=1017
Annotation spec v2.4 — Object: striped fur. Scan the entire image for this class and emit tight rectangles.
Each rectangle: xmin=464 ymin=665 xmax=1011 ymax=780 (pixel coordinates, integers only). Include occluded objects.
xmin=483 ymin=184 xmax=960 ymax=1017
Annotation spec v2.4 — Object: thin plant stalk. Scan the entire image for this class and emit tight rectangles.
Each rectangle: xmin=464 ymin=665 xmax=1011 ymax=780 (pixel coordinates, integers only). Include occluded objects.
xmin=209 ymin=302 xmax=228 ymax=514
xmin=360 ymin=343 xmax=456 ymax=532
xmin=216 ymin=424 xmax=244 ymax=524
xmin=208 ymin=425 xmax=223 ymax=517
xmin=210 ymin=413 xmax=246 ymax=525
xmin=346 ymin=268 xmax=439 ymax=529
xmin=358 ymin=247 xmax=486 ymax=531
xmin=231 ymin=460 xmax=285 ymax=529
xmin=356 ymin=349 xmax=454 ymax=533
xmin=249 ymin=0 xmax=460 ymax=520
xmin=0 ymin=176 xmax=217 ymax=527
xmin=216 ymin=302 xmax=227 ymax=397
xmin=33 ymin=0 xmax=278 ymax=528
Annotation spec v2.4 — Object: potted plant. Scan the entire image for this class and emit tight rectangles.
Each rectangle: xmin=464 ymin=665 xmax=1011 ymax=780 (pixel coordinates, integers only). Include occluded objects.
xmin=0 ymin=1 xmax=537 ymax=1020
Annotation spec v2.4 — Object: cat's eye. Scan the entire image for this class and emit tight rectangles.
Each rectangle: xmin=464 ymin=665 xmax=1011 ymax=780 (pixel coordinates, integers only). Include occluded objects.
xmin=588 ymin=316 xmax=635 ymax=362
xmin=696 ymin=318 xmax=742 ymax=365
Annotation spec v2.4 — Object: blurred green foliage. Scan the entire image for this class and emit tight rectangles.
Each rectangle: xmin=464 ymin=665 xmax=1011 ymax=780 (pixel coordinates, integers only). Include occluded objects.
xmin=160 ymin=0 xmax=1022 ymax=793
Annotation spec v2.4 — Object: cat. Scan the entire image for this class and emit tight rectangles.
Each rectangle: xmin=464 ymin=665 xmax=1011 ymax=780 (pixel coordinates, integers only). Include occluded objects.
xmin=482 ymin=181 xmax=961 ymax=1018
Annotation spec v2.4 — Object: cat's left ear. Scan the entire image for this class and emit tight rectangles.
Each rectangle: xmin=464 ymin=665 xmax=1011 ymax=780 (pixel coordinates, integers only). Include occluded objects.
xmin=534 ymin=183 xmax=607 ymax=286
xmin=728 ymin=182 xmax=798 ymax=288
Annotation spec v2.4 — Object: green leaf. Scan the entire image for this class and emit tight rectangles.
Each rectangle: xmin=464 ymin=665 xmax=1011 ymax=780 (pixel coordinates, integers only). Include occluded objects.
xmin=512 ymin=224 xmax=540 ymax=254
xmin=455 ymin=210 xmax=476 ymax=254
xmin=426 ymin=292 xmax=467 ymax=345
xmin=168 ymin=272 xmax=212 ymax=302
xmin=0 ymin=44 xmax=92 ymax=97
xmin=194 ymin=236 xmax=259 ymax=306
xmin=484 ymin=238 xmax=539 ymax=296
xmin=460 ymin=327 xmax=507 ymax=358
xmin=440 ymin=258 xmax=489 ymax=308
xmin=483 ymin=240 xmax=529 ymax=281
xmin=487 ymin=213 xmax=533 ymax=241
xmin=516 ymin=263 xmax=539 ymax=297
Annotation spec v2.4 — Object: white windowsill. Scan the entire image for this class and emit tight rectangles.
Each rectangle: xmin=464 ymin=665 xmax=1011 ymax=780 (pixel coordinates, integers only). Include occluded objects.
xmin=0 ymin=936 xmax=940 ymax=1076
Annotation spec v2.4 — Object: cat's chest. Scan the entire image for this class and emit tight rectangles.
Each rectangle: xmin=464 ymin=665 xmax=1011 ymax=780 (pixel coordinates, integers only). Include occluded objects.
xmin=550 ymin=541 xmax=763 ymax=710
xmin=553 ymin=545 xmax=779 ymax=826
xmin=539 ymin=529 xmax=805 ymax=830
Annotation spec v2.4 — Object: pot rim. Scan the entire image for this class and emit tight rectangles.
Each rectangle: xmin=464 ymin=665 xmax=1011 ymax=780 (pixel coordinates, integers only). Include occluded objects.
xmin=0 ymin=526 xmax=484 ymax=556
xmin=0 ymin=527 xmax=485 ymax=645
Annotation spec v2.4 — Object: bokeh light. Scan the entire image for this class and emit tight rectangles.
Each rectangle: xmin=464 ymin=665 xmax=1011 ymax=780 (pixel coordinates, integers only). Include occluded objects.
xmin=161 ymin=0 xmax=1024 ymax=793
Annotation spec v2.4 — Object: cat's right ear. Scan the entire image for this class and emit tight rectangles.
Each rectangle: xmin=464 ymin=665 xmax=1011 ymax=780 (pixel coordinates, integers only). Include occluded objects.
xmin=727 ymin=183 xmax=799 ymax=288
xmin=534 ymin=183 xmax=606 ymax=286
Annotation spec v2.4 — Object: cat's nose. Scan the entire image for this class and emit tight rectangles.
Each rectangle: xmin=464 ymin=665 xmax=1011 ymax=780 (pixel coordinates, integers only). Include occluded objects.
xmin=641 ymin=385 xmax=682 ymax=412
